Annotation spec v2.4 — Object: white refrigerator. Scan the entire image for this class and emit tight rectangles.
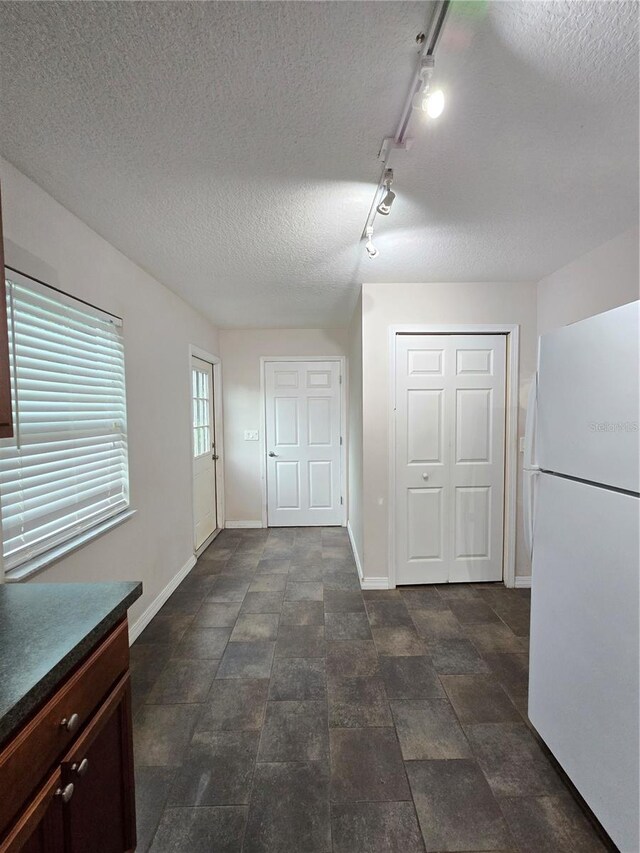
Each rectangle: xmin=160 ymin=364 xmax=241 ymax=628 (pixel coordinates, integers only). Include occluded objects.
xmin=525 ymin=300 xmax=639 ymax=853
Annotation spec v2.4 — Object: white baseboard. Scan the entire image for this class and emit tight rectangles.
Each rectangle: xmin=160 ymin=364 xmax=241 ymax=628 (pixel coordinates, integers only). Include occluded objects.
xmin=346 ymin=520 xmax=363 ymax=581
xmin=347 ymin=521 xmax=391 ymax=590
xmin=128 ymin=554 xmax=197 ymax=644
xmin=225 ymin=520 xmax=264 ymax=529
xmin=514 ymin=575 xmax=532 ymax=588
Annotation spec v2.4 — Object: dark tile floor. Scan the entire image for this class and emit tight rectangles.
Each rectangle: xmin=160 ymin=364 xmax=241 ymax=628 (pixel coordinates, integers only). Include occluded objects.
xmin=131 ymin=527 xmax=607 ymax=853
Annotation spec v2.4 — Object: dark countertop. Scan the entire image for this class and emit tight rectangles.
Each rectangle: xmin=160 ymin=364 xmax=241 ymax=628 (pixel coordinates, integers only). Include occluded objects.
xmin=0 ymin=581 xmax=142 ymax=746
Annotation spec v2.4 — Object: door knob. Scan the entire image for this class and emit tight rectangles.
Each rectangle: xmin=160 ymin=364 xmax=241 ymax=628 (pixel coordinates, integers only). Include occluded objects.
xmin=268 ymin=451 xmax=278 ymax=457
xmin=422 ymin=473 xmax=429 ymax=480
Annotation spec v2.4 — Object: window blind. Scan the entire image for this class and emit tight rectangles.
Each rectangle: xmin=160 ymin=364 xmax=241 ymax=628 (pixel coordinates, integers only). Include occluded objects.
xmin=0 ymin=271 xmax=129 ymax=572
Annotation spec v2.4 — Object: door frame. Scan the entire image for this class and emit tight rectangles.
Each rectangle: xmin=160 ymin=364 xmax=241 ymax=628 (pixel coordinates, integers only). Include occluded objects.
xmin=259 ymin=356 xmax=347 ymax=529
xmin=189 ymin=344 xmax=225 ymax=554
xmin=388 ymin=324 xmax=520 ymax=588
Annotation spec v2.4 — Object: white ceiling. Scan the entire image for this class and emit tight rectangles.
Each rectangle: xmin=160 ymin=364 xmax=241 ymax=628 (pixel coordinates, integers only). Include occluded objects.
xmin=0 ymin=1 xmax=637 ymax=328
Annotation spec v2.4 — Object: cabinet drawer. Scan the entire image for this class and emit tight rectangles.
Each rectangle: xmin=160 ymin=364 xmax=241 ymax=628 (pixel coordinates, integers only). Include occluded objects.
xmin=0 ymin=768 xmax=63 ymax=853
xmin=0 ymin=619 xmax=130 ymax=839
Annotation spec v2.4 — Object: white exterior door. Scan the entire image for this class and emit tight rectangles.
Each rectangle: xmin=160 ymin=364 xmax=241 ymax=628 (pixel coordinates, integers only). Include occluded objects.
xmin=192 ymin=357 xmax=217 ymax=549
xmin=265 ymin=360 xmax=342 ymax=526
xmin=395 ymin=334 xmax=506 ymax=584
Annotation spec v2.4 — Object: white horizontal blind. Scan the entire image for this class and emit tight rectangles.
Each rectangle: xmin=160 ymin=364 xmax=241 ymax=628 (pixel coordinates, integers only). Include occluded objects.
xmin=0 ymin=273 xmax=129 ymax=571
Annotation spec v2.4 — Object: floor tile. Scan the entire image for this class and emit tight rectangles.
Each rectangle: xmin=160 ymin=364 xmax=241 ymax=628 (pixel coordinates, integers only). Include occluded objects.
xmin=483 ymin=652 xmax=529 ymax=700
xmin=256 ymin=557 xmax=290 ymax=574
xmin=435 ymin=584 xmax=481 ymax=600
xmin=168 ymin=730 xmax=259 ymax=805
xmin=399 ymin=586 xmax=447 ymax=610
xmin=430 ymin=639 xmax=490 ymax=674
xmin=500 ymin=793 xmax=607 ymax=852
xmin=230 ymin=613 xmax=279 ymax=642
xmin=240 ymin=592 xmax=285 ymax=614
xmin=269 ymin=658 xmax=326 ymax=700
xmin=328 ymin=676 xmax=392 ymax=727
xmin=161 ymin=590 xmax=203 ymax=616
xmin=322 ymin=571 xmax=361 ymax=591
xmin=248 ymin=575 xmax=287 ymax=592
xmin=134 ymin=766 xmax=175 ymax=853
xmin=137 ymin=614 xmax=193 ymax=645
xmin=258 ymin=700 xmax=329 ymax=761
xmin=324 ymin=589 xmax=365 ymax=612
xmin=149 ymin=805 xmax=246 ymax=852
xmin=196 ymin=679 xmax=269 ymax=731
xmin=391 ymin=699 xmax=471 ymax=760
xmin=441 ymin=675 xmax=521 ymax=723
xmin=378 ymin=655 xmax=445 ymax=699
xmin=147 ymin=658 xmax=217 ymax=704
xmin=130 ymin=643 xmax=172 ymax=710
xmin=448 ymin=599 xmax=503 ymax=625
xmin=465 ymin=722 xmax=564 ymax=797
xmin=330 ymin=727 xmax=410 ymax=802
xmin=173 ymin=627 xmax=231 ymax=659
xmin=410 ymin=609 xmax=465 ymax=641
xmin=325 ymin=611 xmax=372 ymax=640
xmin=275 ymin=624 xmax=326 ymax=657
xmin=280 ymin=600 xmax=325 ymax=625
xmin=134 ymin=704 xmax=201 ymax=767
xmin=331 ymin=802 xmax=425 ymax=853
xmin=207 ymin=577 xmax=250 ymax=602
xmin=288 ymin=561 xmax=327 ymax=581
xmin=372 ymin=626 xmax=427 ymax=656
xmin=465 ymin=623 xmax=528 ymax=654
xmin=406 ymin=759 xmax=514 ymax=852
xmin=285 ymin=581 xmax=324 ymax=601
xmin=495 ymin=604 xmax=531 ymax=637
xmin=365 ymin=600 xmax=414 ymax=628
xmin=243 ymin=762 xmax=331 ymax=853
xmin=216 ymin=641 xmax=275 ymax=679
xmin=326 ymin=640 xmax=380 ymax=677
xmin=193 ymin=601 xmax=242 ymax=628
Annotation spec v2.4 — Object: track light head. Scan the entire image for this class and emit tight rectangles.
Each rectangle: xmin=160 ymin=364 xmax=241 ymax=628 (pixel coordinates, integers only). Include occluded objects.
xmin=364 ymin=226 xmax=379 ymax=259
xmin=413 ymin=56 xmax=445 ymax=118
xmin=376 ymin=169 xmax=396 ymax=216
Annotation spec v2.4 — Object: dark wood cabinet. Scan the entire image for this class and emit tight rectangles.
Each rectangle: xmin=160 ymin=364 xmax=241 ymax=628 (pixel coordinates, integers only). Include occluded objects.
xmin=0 ymin=182 xmax=13 ymax=438
xmin=62 ymin=676 xmax=135 ymax=853
xmin=0 ymin=621 xmax=136 ymax=853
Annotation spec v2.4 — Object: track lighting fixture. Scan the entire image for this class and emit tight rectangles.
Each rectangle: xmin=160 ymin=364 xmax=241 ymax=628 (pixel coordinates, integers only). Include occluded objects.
xmin=365 ymin=226 xmax=379 ymax=259
xmin=413 ymin=56 xmax=445 ymax=118
xmin=376 ymin=169 xmax=396 ymax=216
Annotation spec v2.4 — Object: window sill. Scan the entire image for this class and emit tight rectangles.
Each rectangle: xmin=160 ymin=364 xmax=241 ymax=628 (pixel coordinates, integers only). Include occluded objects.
xmin=4 ymin=509 xmax=137 ymax=583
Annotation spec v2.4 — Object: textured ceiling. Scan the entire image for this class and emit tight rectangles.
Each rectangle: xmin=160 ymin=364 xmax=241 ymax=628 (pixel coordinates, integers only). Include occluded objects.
xmin=0 ymin=1 xmax=637 ymax=328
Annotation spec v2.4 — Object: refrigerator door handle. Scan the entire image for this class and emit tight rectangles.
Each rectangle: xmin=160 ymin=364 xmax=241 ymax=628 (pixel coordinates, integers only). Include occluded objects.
xmin=523 ymin=468 xmax=538 ymax=562
xmin=524 ymin=373 xmax=538 ymax=471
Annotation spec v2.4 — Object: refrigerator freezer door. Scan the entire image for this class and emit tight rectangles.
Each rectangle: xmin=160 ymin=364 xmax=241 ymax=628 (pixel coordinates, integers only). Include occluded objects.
xmin=529 ymin=472 xmax=639 ymax=852
xmin=537 ymin=301 xmax=639 ymax=493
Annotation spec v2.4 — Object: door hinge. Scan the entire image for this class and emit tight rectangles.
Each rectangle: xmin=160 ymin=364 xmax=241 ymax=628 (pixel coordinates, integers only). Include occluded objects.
xmin=339 ymin=374 xmax=342 ymax=385
xmin=340 ymin=436 xmax=343 ymax=445
xmin=340 ymin=496 xmax=343 ymax=505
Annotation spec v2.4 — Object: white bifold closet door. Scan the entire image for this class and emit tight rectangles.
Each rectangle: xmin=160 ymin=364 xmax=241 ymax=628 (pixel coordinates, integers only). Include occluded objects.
xmin=265 ymin=360 xmax=342 ymax=526
xmin=395 ymin=334 xmax=506 ymax=584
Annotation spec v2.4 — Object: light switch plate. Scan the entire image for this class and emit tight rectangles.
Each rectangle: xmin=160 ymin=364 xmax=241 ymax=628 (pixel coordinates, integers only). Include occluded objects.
xmin=244 ymin=430 xmax=259 ymax=441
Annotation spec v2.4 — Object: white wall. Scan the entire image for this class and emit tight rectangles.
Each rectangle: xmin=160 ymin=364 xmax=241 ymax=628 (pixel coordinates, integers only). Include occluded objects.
xmin=219 ymin=328 xmax=347 ymax=525
xmin=361 ymin=281 xmax=538 ymax=584
xmin=347 ymin=295 xmax=363 ymax=569
xmin=537 ymin=227 xmax=639 ymax=335
xmin=0 ymin=158 xmax=219 ymax=630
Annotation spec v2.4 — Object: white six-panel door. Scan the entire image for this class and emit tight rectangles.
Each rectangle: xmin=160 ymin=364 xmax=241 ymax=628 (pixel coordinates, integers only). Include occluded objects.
xmin=395 ymin=335 xmax=506 ymax=584
xmin=265 ymin=360 xmax=342 ymax=526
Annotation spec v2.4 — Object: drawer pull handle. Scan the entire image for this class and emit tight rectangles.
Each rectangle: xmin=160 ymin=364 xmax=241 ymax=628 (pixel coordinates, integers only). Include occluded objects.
xmin=61 ymin=713 xmax=80 ymax=733
xmin=72 ymin=758 xmax=89 ymax=777
xmin=56 ymin=783 xmax=74 ymax=804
